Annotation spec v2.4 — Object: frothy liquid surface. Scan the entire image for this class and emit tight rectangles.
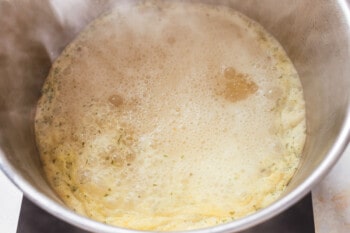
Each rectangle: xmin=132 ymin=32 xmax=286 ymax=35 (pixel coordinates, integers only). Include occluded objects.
xmin=35 ymin=1 xmax=306 ymax=231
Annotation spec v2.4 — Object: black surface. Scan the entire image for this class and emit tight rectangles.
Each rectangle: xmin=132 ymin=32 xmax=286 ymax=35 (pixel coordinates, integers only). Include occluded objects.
xmin=17 ymin=194 xmax=315 ymax=233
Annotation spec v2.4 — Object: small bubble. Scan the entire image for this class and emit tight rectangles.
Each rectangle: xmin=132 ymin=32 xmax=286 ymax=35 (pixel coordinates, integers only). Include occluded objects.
xmin=108 ymin=95 xmax=124 ymax=107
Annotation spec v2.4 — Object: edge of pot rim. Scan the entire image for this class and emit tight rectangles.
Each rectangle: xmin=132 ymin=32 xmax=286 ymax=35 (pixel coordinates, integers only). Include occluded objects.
xmin=1 ymin=0 xmax=350 ymax=232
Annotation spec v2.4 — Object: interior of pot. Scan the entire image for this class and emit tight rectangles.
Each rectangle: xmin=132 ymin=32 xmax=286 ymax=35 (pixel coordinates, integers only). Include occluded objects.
xmin=0 ymin=0 xmax=350 ymax=232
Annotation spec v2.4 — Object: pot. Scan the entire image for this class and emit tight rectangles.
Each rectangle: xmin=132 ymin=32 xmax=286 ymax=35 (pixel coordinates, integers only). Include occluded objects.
xmin=1 ymin=0 xmax=350 ymax=232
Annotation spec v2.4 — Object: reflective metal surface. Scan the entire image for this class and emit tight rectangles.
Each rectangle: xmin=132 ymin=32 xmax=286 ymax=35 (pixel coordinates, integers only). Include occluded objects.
xmin=0 ymin=0 xmax=350 ymax=232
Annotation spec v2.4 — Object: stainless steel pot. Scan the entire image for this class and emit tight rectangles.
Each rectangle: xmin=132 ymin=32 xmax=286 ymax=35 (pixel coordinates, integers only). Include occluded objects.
xmin=1 ymin=0 xmax=350 ymax=232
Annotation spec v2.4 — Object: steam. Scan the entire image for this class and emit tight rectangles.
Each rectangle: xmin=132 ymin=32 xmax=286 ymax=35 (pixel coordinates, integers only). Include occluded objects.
xmin=49 ymin=0 xmax=93 ymax=30
xmin=0 ymin=0 xmax=299 ymax=67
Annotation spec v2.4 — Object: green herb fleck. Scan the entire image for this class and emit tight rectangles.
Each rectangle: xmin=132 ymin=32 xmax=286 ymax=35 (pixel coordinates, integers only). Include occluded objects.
xmin=117 ymin=135 xmax=122 ymax=144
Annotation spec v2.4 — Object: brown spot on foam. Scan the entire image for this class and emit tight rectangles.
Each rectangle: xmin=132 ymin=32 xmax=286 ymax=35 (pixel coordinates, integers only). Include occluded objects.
xmin=221 ymin=67 xmax=258 ymax=102
xmin=167 ymin=36 xmax=176 ymax=45
xmin=108 ymin=95 xmax=124 ymax=107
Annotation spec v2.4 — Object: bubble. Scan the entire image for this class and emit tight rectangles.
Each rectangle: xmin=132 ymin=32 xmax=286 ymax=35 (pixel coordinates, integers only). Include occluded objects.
xmin=108 ymin=94 xmax=124 ymax=107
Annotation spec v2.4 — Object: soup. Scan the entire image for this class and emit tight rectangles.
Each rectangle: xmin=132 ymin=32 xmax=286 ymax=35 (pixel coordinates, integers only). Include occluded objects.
xmin=35 ymin=1 xmax=306 ymax=231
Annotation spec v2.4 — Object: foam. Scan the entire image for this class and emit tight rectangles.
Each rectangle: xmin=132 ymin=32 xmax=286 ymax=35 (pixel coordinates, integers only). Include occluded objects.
xmin=35 ymin=1 xmax=306 ymax=231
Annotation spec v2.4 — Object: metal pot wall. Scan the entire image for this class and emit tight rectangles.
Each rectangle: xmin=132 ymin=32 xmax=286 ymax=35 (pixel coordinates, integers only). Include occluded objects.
xmin=1 ymin=0 xmax=350 ymax=232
